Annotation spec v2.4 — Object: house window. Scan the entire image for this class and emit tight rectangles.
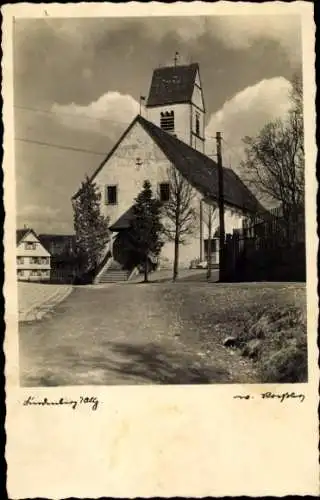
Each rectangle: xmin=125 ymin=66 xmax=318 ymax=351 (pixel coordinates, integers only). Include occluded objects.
xmin=31 ymin=270 xmax=41 ymax=276
xmin=195 ymin=112 xmax=200 ymax=137
xmin=25 ymin=242 xmax=36 ymax=250
xmin=159 ymin=183 xmax=170 ymax=202
xmin=160 ymin=111 xmax=175 ymax=132
xmin=18 ymin=270 xmax=24 ymax=277
xmin=105 ymin=185 xmax=118 ymax=205
xmin=17 ymin=257 xmax=24 ymax=264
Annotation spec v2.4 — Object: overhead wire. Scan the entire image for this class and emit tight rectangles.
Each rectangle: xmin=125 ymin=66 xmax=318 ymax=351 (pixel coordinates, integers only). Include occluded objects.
xmin=14 ymin=103 xmax=221 ymax=140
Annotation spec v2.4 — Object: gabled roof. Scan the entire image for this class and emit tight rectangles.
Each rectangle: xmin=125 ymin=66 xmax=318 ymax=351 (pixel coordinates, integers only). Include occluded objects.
xmin=16 ymin=228 xmax=38 ymax=245
xmin=38 ymin=234 xmax=76 ymax=254
xmin=82 ymin=114 xmax=263 ymax=215
xmin=146 ymin=63 xmax=199 ymax=107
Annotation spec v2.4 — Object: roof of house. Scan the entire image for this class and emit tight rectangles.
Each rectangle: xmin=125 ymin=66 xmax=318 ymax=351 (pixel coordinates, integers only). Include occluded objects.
xmin=38 ymin=234 xmax=76 ymax=254
xmin=146 ymin=63 xmax=199 ymax=107
xmin=16 ymin=228 xmax=38 ymax=245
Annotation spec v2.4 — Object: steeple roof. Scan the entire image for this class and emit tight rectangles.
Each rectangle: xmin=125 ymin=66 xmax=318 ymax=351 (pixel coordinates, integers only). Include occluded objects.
xmin=146 ymin=63 xmax=199 ymax=107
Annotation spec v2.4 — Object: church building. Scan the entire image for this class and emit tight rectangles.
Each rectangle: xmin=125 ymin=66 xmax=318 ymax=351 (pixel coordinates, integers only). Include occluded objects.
xmin=73 ymin=62 xmax=262 ymax=283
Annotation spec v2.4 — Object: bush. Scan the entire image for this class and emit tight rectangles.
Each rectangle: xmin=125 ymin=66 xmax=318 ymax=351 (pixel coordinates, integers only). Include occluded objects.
xmin=260 ymin=344 xmax=307 ymax=383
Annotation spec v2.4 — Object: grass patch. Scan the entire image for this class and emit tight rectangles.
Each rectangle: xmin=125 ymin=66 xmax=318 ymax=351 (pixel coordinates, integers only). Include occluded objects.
xmin=238 ymin=305 xmax=307 ymax=383
xmin=159 ymin=283 xmax=307 ymax=384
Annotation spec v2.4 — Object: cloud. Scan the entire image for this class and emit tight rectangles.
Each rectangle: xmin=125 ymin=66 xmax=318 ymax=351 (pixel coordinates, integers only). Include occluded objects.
xmin=16 ymin=15 xmax=301 ymax=63
xmin=211 ymin=15 xmax=300 ymax=57
xmin=205 ymin=77 xmax=292 ymax=170
xmin=17 ymin=204 xmax=74 ymax=234
xmin=146 ymin=15 xmax=301 ymax=65
xmin=51 ymin=91 xmax=140 ymax=140
xmin=18 ymin=204 xmax=61 ymax=219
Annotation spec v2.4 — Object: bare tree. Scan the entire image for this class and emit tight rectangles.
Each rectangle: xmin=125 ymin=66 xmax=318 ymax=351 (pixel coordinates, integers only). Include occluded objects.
xmin=241 ymin=73 xmax=304 ymax=241
xmin=202 ymin=201 xmax=218 ymax=279
xmin=163 ymin=167 xmax=197 ymax=281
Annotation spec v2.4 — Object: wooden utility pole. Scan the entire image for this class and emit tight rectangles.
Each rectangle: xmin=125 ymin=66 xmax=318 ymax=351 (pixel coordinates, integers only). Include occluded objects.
xmin=216 ymin=132 xmax=225 ymax=281
xmin=199 ymin=199 xmax=203 ymax=261
xmin=206 ymin=204 xmax=213 ymax=281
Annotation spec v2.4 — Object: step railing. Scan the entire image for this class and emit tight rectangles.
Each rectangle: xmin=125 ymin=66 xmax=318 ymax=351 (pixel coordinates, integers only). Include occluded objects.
xmin=94 ymin=254 xmax=113 ymax=284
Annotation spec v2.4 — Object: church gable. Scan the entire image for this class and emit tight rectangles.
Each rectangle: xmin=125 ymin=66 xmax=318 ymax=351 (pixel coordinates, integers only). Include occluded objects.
xmin=92 ymin=118 xmax=169 ymax=187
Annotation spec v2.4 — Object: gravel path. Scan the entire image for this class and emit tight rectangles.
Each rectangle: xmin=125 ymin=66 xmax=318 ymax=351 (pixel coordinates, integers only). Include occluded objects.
xmin=19 ymin=282 xmax=259 ymax=386
xmin=19 ymin=282 xmax=305 ymax=386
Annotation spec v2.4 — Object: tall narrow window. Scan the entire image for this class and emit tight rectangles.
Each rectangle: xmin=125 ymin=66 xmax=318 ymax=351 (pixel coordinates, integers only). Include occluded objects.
xmin=105 ymin=185 xmax=118 ymax=205
xmin=195 ymin=112 xmax=200 ymax=137
xmin=160 ymin=110 xmax=175 ymax=132
xmin=159 ymin=182 xmax=170 ymax=202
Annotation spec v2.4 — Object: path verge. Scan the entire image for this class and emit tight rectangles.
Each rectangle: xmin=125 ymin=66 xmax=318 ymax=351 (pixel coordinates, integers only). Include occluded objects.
xmin=19 ymin=284 xmax=73 ymax=322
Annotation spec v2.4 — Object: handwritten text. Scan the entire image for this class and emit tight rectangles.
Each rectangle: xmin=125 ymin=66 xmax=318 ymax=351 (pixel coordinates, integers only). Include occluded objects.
xmin=23 ymin=395 xmax=100 ymax=411
xmin=234 ymin=391 xmax=305 ymax=403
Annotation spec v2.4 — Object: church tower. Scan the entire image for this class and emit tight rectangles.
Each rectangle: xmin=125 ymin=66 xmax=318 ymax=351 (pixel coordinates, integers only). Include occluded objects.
xmin=145 ymin=62 xmax=206 ymax=154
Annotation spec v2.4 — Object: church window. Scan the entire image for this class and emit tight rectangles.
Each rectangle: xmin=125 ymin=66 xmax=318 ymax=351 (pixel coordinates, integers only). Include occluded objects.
xmin=160 ymin=110 xmax=175 ymax=132
xmin=159 ymin=182 xmax=170 ymax=202
xmin=105 ymin=185 xmax=118 ymax=205
xmin=195 ymin=112 xmax=200 ymax=137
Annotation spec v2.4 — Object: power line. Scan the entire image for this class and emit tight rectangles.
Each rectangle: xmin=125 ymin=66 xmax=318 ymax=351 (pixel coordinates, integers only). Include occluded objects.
xmin=15 ymin=137 xmax=108 ymax=156
xmin=15 ymin=136 xmax=222 ymax=166
xmin=15 ymin=103 xmax=221 ymax=141
xmin=14 ymin=104 xmax=133 ymax=127
xmin=14 ymin=136 xmax=226 ymax=172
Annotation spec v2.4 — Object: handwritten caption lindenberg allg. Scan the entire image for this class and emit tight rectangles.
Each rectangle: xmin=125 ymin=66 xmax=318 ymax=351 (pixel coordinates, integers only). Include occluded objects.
xmin=23 ymin=395 xmax=100 ymax=411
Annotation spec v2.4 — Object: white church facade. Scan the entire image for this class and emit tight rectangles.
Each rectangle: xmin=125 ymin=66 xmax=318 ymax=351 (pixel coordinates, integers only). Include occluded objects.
xmin=74 ymin=62 xmax=262 ymax=282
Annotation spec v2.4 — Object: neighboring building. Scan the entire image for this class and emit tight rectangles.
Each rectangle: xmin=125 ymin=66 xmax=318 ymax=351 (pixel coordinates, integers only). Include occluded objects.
xmin=38 ymin=234 xmax=77 ymax=284
xmin=38 ymin=234 xmax=76 ymax=257
xmin=16 ymin=228 xmax=51 ymax=281
xmin=73 ymin=62 xmax=264 ymax=282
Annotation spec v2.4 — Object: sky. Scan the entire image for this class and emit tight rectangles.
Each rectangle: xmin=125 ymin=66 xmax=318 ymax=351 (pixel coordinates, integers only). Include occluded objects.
xmin=14 ymin=14 xmax=302 ymax=234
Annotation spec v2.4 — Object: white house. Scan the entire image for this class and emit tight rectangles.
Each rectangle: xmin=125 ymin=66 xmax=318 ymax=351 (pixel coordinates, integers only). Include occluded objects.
xmin=73 ymin=62 xmax=263 ymax=282
xmin=16 ymin=228 xmax=51 ymax=281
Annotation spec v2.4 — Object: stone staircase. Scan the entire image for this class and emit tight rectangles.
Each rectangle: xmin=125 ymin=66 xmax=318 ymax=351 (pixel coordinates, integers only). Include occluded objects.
xmin=96 ymin=259 xmax=130 ymax=283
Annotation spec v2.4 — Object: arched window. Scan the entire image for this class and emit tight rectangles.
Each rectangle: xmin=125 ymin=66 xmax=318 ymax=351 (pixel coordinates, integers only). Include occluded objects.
xmin=160 ymin=110 xmax=175 ymax=132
